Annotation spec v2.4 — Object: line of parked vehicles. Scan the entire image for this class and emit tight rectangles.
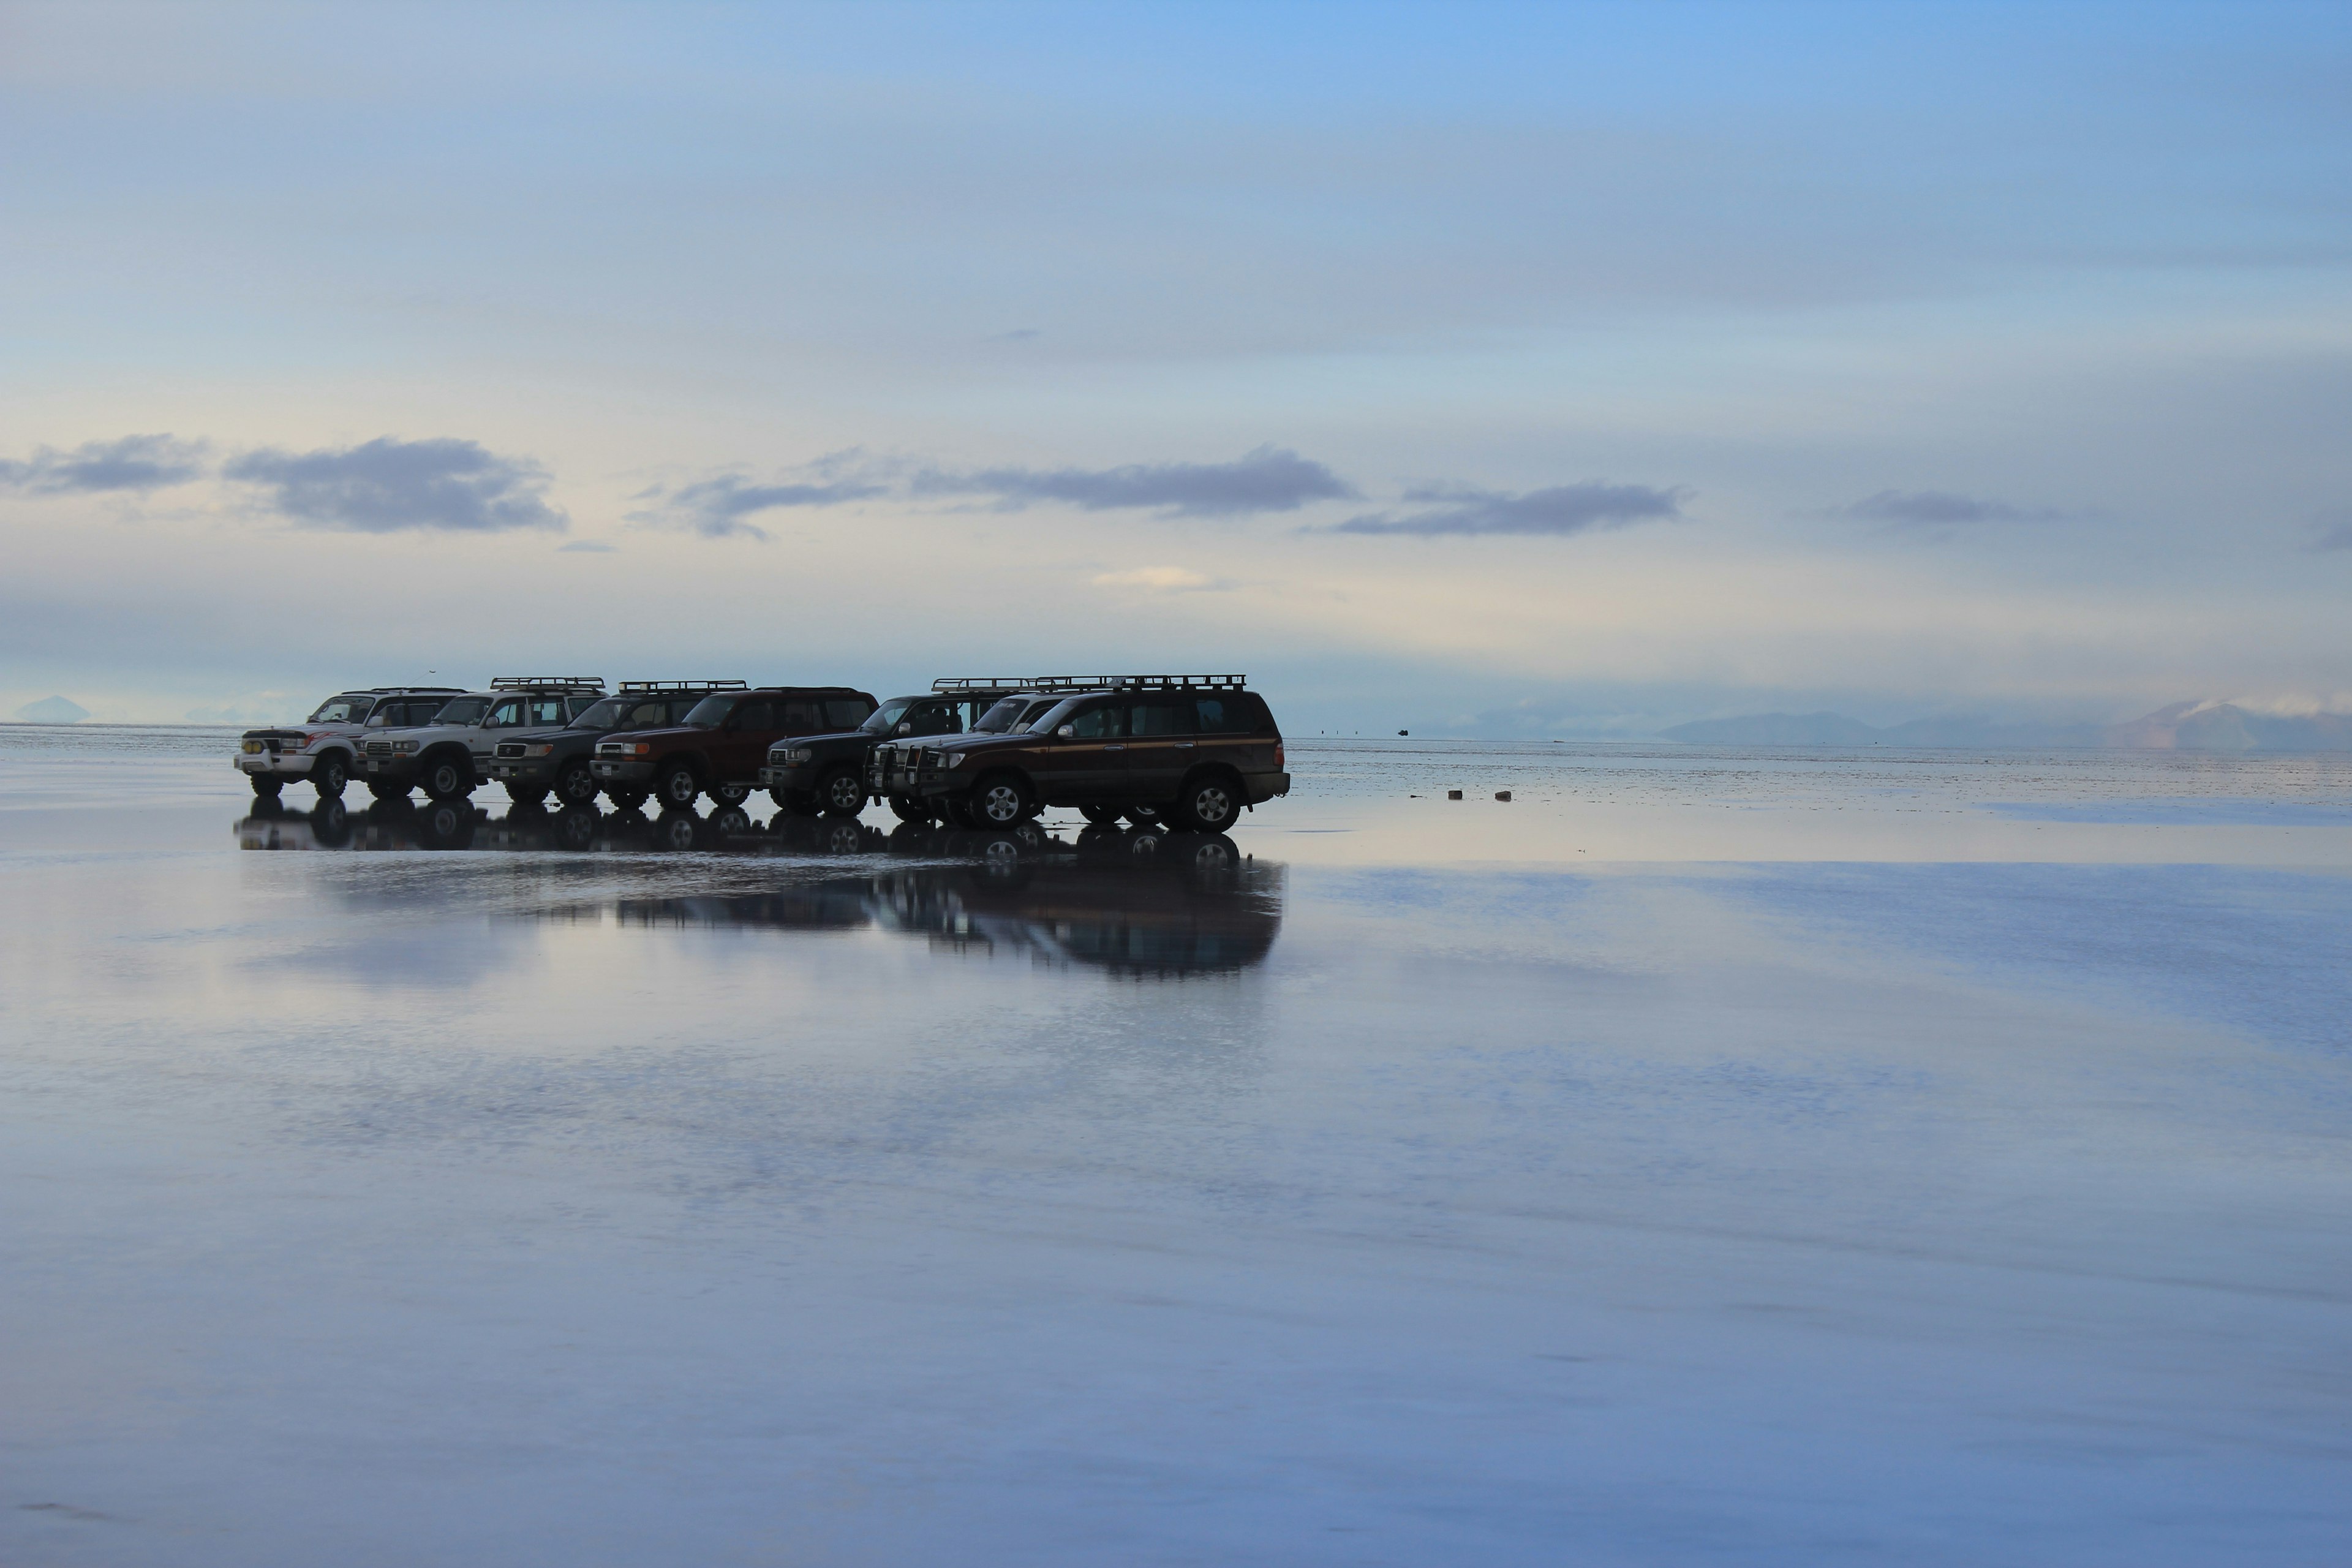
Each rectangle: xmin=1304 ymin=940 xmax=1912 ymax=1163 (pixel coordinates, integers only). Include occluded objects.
xmin=236 ymin=674 xmax=1290 ymax=833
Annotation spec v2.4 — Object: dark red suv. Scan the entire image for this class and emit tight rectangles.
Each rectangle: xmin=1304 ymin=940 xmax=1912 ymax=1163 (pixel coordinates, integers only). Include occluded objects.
xmin=592 ymin=685 xmax=877 ymax=810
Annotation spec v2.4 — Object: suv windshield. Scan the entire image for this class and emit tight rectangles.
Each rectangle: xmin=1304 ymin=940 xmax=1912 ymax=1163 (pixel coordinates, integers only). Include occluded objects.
xmin=569 ymin=697 xmax=632 ymax=731
xmin=307 ymin=696 xmax=373 ymax=725
xmin=973 ymin=698 xmax=1029 ymax=733
xmin=680 ymin=695 xmax=737 ymax=727
xmin=860 ymin=698 xmax=914 ymax=735
xmin=431 ymin=696 xmax=491 ymax=727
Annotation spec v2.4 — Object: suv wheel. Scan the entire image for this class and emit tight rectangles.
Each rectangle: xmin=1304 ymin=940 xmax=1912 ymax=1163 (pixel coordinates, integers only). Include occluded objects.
xmin=971 ymin=773 xmax=1032 ymax=827
xmin=888 ymin=794 xmax=933 ymax=824
xmin=1079 ymin=803 xmax=1124 ymax=827
xmin=655 ymin=761 xmax=702 ymax=811
xmin=250 ymin=774 xmax=284 ymax=800
xmin=1170 ymin=771 xmax=1241 ymax=832
xmin=1124 ymin=805 xmax=1163 ymax=827
xmin=423 ymin=754 xmax=472 ymax=801
xmin=312 ymin=752 xmax=350 ymax=800
xmin=554 ymin=759 xmax=599 ymax=807
xmin=712 ymin=782 xmax=751 ymax=805
xmin=818 ymin=766 xmax=866 ymax=815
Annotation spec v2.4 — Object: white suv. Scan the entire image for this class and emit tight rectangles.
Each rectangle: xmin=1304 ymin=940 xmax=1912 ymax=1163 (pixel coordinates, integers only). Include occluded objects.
xmin=235 ymin=687 xmax=464 ymax=802
xmin=359 ymin=677 xmax=606 ymax=802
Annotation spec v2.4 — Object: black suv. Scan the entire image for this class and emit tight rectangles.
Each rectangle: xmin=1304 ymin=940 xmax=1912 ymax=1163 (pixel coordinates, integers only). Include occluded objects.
xmin=486 ymin=680 xmax=746 ymax=809
xmin=873 ymin=675 xmax=1288 ymax=831
xmin=760 ymin=680 xmax=1061 ymax=819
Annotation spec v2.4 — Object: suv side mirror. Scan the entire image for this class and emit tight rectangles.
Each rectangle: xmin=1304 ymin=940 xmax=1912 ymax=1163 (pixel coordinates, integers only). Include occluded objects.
xmin=1056 ymin=724 xmax=1076 ymax=739
xmin=895 ymin=722 xmax=911 ymax=736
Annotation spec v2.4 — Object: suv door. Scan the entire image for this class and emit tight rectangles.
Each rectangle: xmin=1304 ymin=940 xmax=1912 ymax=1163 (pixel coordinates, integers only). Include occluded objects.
xmin=1123 ymin=696 xmax=1200 ymax=802
xmin=472 ymin=696 xmax=527 ymax=762
xmin=1033 ymin=698 xmax=1127 ymax=802
xmin=714 ymin=698 xmax=776 ymax=782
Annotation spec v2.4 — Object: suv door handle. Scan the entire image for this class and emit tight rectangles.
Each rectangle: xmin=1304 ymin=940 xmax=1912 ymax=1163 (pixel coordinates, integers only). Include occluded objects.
xmin=1103 ymin=744 xmax=1125 ymax=752
xmin=1174 ymin=742 xmax=1196 ymax=749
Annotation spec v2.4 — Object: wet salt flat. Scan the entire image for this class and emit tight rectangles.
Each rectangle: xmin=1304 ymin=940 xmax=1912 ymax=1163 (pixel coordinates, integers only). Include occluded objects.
xmin=4 ymin=728 xmax=2350 ymax=1565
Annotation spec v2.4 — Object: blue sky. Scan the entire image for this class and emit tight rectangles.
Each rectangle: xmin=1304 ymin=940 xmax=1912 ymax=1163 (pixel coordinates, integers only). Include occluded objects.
xmin=4 ymin=1 xmax=2348 ymax=729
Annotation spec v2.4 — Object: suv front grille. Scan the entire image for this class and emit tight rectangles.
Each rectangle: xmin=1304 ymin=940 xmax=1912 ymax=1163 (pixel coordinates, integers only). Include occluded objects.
xmin=595 ymin=742 xmax=627 ymax=758
xmin=495 ymin=742 xmax=527 ymax=758
xmin=366 ymin=741 xmax=391 ymax=755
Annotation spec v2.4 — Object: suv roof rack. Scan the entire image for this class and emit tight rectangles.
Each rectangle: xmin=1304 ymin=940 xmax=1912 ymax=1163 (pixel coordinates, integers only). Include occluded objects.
xmin=932 ymin=674 xmax=1246 ymax=694
xmin=618 ymin=679 xmax=747 ymax=692
xmin=490 ymin=676 xmax=606 ymax=691
xmin=360 ymin=685 xmax=467 ymax=694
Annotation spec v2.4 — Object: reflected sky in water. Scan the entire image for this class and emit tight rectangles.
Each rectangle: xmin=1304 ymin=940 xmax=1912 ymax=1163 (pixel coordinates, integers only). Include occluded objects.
xmin=3 ymin=729 xmax=2350 ymax=1565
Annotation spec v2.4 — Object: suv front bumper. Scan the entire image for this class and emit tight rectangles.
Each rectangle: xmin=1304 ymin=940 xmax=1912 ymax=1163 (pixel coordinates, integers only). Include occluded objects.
xmin=235 ymin=748 xmax=317 ymax=778
xmin=592 ymin=757 xmax=657 ymax=785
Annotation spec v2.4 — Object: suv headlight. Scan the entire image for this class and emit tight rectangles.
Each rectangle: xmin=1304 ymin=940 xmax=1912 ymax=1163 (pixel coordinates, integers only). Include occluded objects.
xmin=524 ymin=743 xmax=554 ymax=757
xmin=391 ymin=739 xmax=421 ymax=754
xmin=791 ymin=747 xmax=815 ymax=763
xmin=942 ymin=751 xmax=970 ymax=770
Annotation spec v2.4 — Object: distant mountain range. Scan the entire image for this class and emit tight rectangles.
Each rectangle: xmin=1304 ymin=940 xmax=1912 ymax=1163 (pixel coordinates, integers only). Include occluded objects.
xmin=1661 ymin=701 xmax=2352 ymax=752
xmin=12 ymin=695 xmax=91 ymax=724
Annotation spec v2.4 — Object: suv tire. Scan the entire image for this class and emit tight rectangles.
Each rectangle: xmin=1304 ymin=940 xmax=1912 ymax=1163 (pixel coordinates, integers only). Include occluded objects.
xmin=654 ymin=761 xmax=702 ymax=812
xmin=505 ymin=783 xmax=549 ymax=808
xmin=422 ymin=753 xmax=472 ymax=802
xmin=554 ymin=760 xmax=600 ymax=808
xmin=368 ymin=778 xmax=411 ymax=803
xmin=817 ymin=766 xmax=866 ymax=815
xmin=712 ymin=782 xmax=752 ymax=806
xmin=971 ymin=772 xmax=1033 ymax=828
xmin=1170 ymin=770 xmax=1242 ymax=833
xmin=312 ymin=752 xmax=350 ymax=800
xmin=1123 ymin=805 xmax=1163 ymax=827
xmin=889 ymin=794 xmax=933 ymax=824
xmin=1079 ymin=803 xmax=1125 ymax=827
xmin=772 ymin=788 xmax=821 ymax=816
xmin=423 ymin=752 xmax=472 ymax=804
xmin=251 ymin=774 xmax=283 ymax=801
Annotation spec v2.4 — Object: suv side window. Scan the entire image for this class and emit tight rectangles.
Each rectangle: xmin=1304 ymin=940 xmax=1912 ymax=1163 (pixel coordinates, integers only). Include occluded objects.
xmin=825 ymin=698 xmax=874 ymax=728
xmin=531 ymin=698 xmax=570 ymax=725
xmin=485 ymin=698 xmax=525 ymax=728
xmin=732 ymin=699 xmax=776 ymax=729
xmin=1196 ymin=695 xmax=1268 ymax=734
xmin=777 ymin=699 xmax=821 ymax=731
xmin=908 ymin=701 xmax=962 ymax=736
xmin=1066 ymin=702 xmax=1126 ymax=739
xmin=1129 ymin=699 xmax=1197 ymax=737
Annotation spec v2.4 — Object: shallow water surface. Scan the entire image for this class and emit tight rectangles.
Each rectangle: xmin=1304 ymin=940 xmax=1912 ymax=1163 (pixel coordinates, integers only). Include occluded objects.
xmin=2 ymin=729 xmax=2348 ymax=1565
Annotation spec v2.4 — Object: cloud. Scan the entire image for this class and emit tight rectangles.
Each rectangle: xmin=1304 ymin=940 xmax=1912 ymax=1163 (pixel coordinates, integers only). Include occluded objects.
xmin=917 ymin=445 xmax=1355 ymax=518
xmin=1335 ymin=481 xmax=1689 ymax=537
xmin=224 ymin=437 xmax=566 ymax=533
xmin=630 ymin=472 xmax=888 ymax=540
xmin=0 ymin=434 xmax=209 ymax=494
xmin=557 ymin=540 xmax=616 ymax=553
xmin=1089 ymin=565 xmax=1231 ymax=593
xmin=2305 ymin=510 xmax=2352 ymax=551
xmin=1840 ymin=489 xmax=2065 ymax=529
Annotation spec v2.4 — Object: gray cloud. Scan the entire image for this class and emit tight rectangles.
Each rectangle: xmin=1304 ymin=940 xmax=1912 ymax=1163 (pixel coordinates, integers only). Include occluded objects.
xmin=1336 ymin=481 xmax=1689 ymax=537
xmin=225 ymin=437 xmax=566 ymax=533
xmin=0 ymin=434 xmax=209 ymax=494
xmin=1841 ymin=489 xmax=2065 ymax=529
xmin=630 ymin=472 xmax=888 ymax=541
xmin=557 ymin=540 xmax=616 ymax=553
xmin=2307 ymin=510 xmax=2352 ymax=552
xmin=916 ymin=445 xmax=1354 ymax=518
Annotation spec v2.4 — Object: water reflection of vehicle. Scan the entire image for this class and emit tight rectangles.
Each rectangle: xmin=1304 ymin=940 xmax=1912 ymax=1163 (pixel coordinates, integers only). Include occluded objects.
xmin=230 ymin=801 xmax=1280 ymax=972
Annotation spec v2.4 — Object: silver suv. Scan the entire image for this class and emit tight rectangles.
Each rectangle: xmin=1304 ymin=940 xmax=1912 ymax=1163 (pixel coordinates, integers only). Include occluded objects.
xmin=235 ymin=687 xmax=464 ymax=802
xmin=360 ymin=677 xmax=605 ymax=802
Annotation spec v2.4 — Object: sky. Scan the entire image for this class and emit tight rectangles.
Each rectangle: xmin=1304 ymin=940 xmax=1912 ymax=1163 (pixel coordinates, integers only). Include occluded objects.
xmin=3 ymin=0 xmax=2349 ymax=733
